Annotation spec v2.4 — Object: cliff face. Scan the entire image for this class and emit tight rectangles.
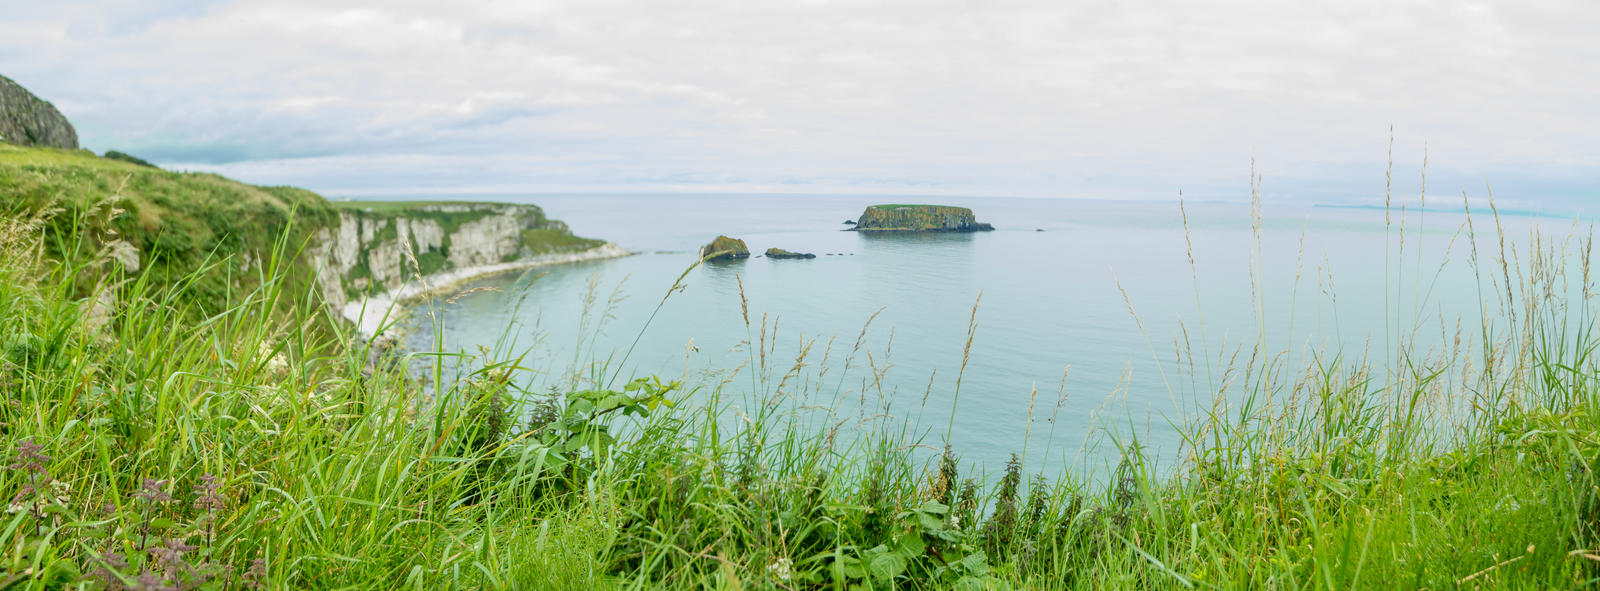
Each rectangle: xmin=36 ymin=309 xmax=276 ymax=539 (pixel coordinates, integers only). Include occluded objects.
xmin=851 ymin=205 xmax=994 ymax=232
xmin=308 ymin=202 xmax=603 ymax=311
xmin=0 ymin=75 xmax=78 ymax=149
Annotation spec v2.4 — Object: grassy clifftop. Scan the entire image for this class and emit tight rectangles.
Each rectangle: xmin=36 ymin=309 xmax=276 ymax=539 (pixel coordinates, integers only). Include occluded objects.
xmin=0 ymin=145 xmax=607 ymax=328
xmin=0 ymin=143 xmax=337 ymax=321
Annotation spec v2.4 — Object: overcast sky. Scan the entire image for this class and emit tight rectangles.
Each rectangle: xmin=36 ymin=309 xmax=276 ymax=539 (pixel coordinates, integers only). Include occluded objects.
xmin=3 ymin=0 xmax=1596 ymax=206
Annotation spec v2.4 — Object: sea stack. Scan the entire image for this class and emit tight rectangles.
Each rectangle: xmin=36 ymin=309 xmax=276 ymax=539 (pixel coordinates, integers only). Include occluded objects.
xmin=699 ymin=235 xmax=750 ymax=260
xmin=849 ymin=204 xmax=993 ymax=232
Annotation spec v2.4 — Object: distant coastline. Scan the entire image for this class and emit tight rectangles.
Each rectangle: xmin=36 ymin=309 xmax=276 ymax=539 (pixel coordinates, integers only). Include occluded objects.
xmin=1312 ymin=202 xmax=1574 ymax=220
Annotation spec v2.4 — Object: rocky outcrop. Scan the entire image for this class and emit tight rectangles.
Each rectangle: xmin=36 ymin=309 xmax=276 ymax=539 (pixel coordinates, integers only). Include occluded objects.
xmin=699 ymin=235 xmax=750 ymax=261
xmin=307 ymin=202 xmax=616 ymax=312
xmin=765 ymin=247 xmax=815 ymax=259
xmin=850 ymin=204 xmax=993 ymax=232
xmin=0 ymin=75 xmax=77 ymax=149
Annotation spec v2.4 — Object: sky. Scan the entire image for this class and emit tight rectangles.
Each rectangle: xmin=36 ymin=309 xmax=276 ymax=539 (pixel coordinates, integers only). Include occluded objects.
xmin=2 ymin=0 xmax=1596 ymax=208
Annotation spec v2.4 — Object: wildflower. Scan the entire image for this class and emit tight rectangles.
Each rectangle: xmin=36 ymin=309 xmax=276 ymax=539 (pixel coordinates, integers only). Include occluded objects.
xmin=132 ymin=571 xmax=175 ymax=591
xmin=136 ymin=479 xmax=172 ymax=550
xmin=137 ymin=479 xmax=173 ymax=504
xmin=7 ymin=440 xmax=53 ymax=532
xmin=10 ymin=483 xmax=37 ymax=506
xmin=766 ymin=557 xmax=793 ymax=582
xmin=85 ymin=550 xmax=130 ymax=591
xmin=192 ymin=474 xmax=224 ymax=512
xmin=150 ymin=537 xmax=198 ymax=573
xmin=7 ymin=439 xmax=50 ymax=473
xmin=243 ymin=558 xmax=268 ymax=590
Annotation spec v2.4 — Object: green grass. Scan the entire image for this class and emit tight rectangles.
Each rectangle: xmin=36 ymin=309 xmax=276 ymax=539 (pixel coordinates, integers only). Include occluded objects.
xmin=521 ymin=228 xmax=605 ymax=255
xmin=332 ymin=199 xmax=506 ymax=214
xmin=0 ymin=143 xmax=337 ymax=330
xmin=3 ymin=159 xmax=1600 ymax=588
xmin=101 ymin=150 xmax=158 ymax=169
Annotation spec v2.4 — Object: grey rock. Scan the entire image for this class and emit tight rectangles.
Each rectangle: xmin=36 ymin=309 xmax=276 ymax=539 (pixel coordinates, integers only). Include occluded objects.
xmin=0 ymin=74 xmax=77 ymax=149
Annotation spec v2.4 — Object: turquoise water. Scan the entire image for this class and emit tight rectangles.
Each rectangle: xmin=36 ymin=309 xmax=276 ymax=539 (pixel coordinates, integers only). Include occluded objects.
xmin=383 ymin=194 xmax=1573 ymax=477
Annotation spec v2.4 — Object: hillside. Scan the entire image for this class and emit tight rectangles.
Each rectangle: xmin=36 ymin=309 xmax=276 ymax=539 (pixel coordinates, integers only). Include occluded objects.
xmin=0 ymin=143 xmax=613 ymax=334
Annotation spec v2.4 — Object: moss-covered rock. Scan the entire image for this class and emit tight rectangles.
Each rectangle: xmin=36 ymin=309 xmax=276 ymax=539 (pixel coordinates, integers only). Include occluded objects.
xmin=699 ymin=235 xmax=749 ymax=260
xmin=765 ymin=247 xmax=815 ymax=259
xmin=850 ymin=204 xmax=994 ymax=232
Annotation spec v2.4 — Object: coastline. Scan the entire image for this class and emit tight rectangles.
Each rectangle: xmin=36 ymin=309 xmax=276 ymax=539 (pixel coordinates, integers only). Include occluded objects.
xmin=340 ymin=242 xmax=631 ymax=339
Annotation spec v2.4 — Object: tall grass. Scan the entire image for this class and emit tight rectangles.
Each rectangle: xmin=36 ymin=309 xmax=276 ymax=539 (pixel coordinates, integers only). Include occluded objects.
xmin=4 ymin=173 xmax=1600 ymax=590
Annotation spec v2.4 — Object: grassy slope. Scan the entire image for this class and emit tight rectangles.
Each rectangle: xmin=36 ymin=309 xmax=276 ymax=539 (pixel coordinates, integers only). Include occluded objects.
xmin=0 ymin=143 xmax=337 ymax=325
xmin=2 ymin=150 xmax=1599 ymax=588
xmin=0 ymin=145 xmax=604 ymax=315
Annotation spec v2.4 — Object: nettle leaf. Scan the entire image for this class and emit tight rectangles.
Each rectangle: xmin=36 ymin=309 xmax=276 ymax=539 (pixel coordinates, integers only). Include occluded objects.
xmin=959 ymin=551 xmax=991 ymax=575
xmin=597 ymin=393 xmax=631 ymax=411
xmin=868 ymin=549 xmax=907 ymax=580
xmin=566 ymin=397 xmax=595 ymax=416
xmin=896 ymin=533 xmax=926 ymax=556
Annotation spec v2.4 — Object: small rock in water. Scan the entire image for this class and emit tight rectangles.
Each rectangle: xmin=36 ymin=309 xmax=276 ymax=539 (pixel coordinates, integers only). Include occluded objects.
xmin=765 ymin=247 xmax=816 ymax=259
xmin=844 ymin=219 xmax=856 ymax=225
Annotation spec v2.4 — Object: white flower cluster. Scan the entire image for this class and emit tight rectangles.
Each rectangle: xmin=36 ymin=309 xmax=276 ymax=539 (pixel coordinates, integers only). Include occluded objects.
xmin=766 ymin=557 xmax=793 ymax=582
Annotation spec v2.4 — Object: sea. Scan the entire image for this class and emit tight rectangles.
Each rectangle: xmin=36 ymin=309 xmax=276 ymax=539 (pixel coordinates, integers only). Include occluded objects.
xmin=356 ymin=193 xmax=1585 ymax=479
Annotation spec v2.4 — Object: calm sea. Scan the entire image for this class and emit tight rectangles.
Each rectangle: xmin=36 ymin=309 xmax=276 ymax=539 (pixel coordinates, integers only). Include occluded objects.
xmin=366 ymin=193 xmax=1579 ymax=478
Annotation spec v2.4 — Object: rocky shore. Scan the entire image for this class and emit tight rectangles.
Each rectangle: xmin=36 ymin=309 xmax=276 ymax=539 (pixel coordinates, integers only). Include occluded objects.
xmin=341 ymin=242 xmax=629 ymax=338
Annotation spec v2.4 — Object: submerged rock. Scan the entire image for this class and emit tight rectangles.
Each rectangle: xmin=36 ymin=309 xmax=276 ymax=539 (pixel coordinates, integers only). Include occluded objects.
xmin=699 ymin=235 xmax=750 ymax=261
xmin=849 ymin=204 xmax=994 ymax=232
xmin=765 ymin=247 xmax=816 ymax=259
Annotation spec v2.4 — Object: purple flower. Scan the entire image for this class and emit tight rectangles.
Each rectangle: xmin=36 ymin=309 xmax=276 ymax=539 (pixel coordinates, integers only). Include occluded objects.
xmin=136 ymin=479 xmax=172 ymax=504
xmin=7 ymin=439 xmax=51 ymax=473
xmin=84 ymin=550 xmax=131 ymax=591
xmin=132 ymin=571 xmax=176 ymax=591
xmin=242 ymin=558 xmax=267 ymax=589
xmin=150 ymin=537 xmax=198 ymax=573
xmin=192 ymin=474 xmax=225 ymax=513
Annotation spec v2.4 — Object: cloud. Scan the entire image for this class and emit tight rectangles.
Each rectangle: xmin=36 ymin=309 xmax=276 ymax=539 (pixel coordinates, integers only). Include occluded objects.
xmin=1 ymin=0 xmax=1595 ymax=205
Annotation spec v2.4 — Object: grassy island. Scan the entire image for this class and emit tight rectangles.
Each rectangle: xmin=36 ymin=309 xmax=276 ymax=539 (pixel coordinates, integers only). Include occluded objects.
xmin=852 ymin=204 xmax=994 ymax=232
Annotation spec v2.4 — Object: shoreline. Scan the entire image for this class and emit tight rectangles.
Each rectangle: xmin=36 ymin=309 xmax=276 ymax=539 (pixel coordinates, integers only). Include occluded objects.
xmin=340 ymin=242 xmax=631 ymax=339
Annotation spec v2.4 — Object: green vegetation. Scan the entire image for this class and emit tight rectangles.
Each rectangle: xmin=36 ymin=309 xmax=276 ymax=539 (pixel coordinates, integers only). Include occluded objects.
xmin=4 ymin=145 xmax=1600 ymax=588
xmin=0 ymin=143 xmax=335 ymax=326
xmin=699 ymin=234 xmax=750 ymax=260
xmin=853 ymin=204 xmax=993 ymax=232
xmin=102 ymin=150 xmax=158 ymax=168
xmin=522 ymin=228 xmax=605 ymax=255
